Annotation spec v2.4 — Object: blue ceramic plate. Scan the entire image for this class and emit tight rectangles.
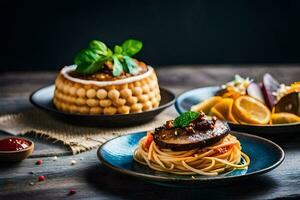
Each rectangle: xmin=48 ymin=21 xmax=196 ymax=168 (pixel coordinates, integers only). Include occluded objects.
xmin=175 ymin=86 xmax=300 ymax=136
xmin=30 ymin=85 xmax=175 ymax=127
xmin=97 ymin=131 xmax=284 ymax=187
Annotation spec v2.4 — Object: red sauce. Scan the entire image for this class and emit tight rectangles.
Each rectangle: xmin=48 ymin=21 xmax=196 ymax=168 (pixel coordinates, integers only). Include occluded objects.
xmin=0 ymin=138 xmax=30 ymax=151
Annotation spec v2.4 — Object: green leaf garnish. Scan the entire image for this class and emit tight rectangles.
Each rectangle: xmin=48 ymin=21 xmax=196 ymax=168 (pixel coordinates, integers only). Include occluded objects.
xmin=112 ymin=56 xmax=123 ymax=76
xmin=114 ymin=45 xmax=123 ymax=54
xmin=74 ymin=49 xmax=105 ymax=75
xmin=74 ymin=39 xmax=143 ymax=76
xmin=174 ymin=111 xmax=200 ymax=128
xmin=89 ymin=40 xmax=108 ymax=56
xmin=123 ymin=56 xmax=139 ymax=75
xmin=122 ymin=39 xmax=143 ymax=56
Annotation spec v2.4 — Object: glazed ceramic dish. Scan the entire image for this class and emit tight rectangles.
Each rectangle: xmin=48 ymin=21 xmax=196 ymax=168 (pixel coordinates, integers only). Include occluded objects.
xmin=97 ymin=131 xmax=284 ymax=187
xmin=175 ymin=86 xmax=300 ymax=136
xmin=30 ymin=85 xmax=175 ymax=127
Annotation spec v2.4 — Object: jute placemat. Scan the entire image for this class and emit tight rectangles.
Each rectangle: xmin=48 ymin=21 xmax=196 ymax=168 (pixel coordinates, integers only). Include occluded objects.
xmin=0 ymin=108 xmax=177 ymax=154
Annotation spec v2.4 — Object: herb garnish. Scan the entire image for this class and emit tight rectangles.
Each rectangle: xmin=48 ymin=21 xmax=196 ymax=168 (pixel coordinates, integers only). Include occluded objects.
xmin=74 ymin=39 xmax=143 ymax=76
xmin=174 ymin=111 xmax=200 ymax=128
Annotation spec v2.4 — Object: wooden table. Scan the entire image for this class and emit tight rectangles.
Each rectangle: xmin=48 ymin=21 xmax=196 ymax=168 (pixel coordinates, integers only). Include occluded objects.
xmin=1 ymin=65 xmax=300 ymax=200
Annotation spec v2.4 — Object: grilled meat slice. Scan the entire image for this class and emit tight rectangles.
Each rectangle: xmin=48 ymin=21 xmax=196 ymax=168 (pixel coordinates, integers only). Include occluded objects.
xmin=153 ymin=120 xmax=230 ymax=151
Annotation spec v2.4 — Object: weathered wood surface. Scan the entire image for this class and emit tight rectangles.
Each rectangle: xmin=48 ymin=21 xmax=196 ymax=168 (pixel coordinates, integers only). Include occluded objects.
xmin=0 ymin=65 xmax=300 ymax=200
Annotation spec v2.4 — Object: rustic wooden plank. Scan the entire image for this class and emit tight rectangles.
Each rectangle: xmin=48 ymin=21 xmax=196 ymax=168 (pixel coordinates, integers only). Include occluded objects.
xmin=0 ymin=147 xmax=299 ymax=200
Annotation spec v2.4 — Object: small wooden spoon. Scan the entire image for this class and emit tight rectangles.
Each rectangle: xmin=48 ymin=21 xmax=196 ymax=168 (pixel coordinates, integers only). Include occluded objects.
xmin=0 ymin=137 xmax=34 ymax=162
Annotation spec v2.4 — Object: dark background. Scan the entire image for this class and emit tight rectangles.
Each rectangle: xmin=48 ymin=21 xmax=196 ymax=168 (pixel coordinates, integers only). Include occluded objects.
xmin=2 ymin=0 xmax=300 ymax=71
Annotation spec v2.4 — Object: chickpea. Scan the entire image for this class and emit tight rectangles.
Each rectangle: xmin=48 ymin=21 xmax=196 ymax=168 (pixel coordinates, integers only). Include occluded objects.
xmin=96 ymin=89 xmax=108 ymax=99
xmin=61 ymin=103 xmax=67 ymax=111
xmin=131 ymin=103 xmax=143 ymax=113
xmin=104 ymin=107 xmax=117 ymax=115
xmin=78 ymin=106 xmax=89 ymax=114
xmin=113 ymin=98 xmax=126 ymax=106
xmin=138 ymin=94 xmax=149 ymax=103
xmin=75 ymin=98 xmax=86 ymax=105
xmin=63 ymin=85 xmax=69 ymax=94
xmin=149 ymin=82 xmax=156 ymax=90
xmin=56 ymin=80 xmax=63 ymax=90
xmin=142 ymin=85 xmax=150 ymax=94
xmin=118 ymin=106 xmax=130 ymax=114
xmin=143 ymin=101 xmax=153 ymax=111
xmin=148 ymin=91 xmax=155 ymax=99
xmin=108 ymin=89 xmax=120 ymax=101
xmin=69 ymin=97 xmax=77 ymax=104
xmin=126 ymin=96 xmax=138 ymax=105
xmin=70 ymin=105 xmax=78 ymax=113
xmin=156 ymin=94 xmax=161 ymax=102
xmin=132 ymin=87 xmax=143 ymax=96
xmin=120 ymin=88 xmax=132 ymax=98
xmin=86 ymin=99 xmax=98 ymax=107
xmin=69 ymin=87 xmax=77 ymax=96
xmin=65 ymin=95 xmax=72 ymax=103
xmin=134 ymin=81 xmax=141 ymax=87
xmin=99 ymin=99 xmax=112 ymax=107
xmin=76 ymin=88 xmax=86 ymax=97
xmin=152 ymin=99 xmax=159 ymax=107
xmin=86 ymin=89 xmax=96 ymax=98
xmin=61 ymin=93 xmax=67 ymax=101
xmin=55 ymin=91 xmax=62 ymax=100
xmin=90 ymin=107 xmax=102 ymax=114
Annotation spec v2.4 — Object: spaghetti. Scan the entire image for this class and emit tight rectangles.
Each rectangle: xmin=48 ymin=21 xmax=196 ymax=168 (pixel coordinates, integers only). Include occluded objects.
xmin=133 ymin=133 xmax=250 ymax=176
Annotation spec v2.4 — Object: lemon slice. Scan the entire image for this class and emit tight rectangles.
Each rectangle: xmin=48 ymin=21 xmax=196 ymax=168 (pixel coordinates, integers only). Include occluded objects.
xmin=233 ymin=96 xmax=271 ymax=125
xmin=209 ymin=107 xmax=225 ymax=120
xmin=191 ymin=96 xmax=222 ymax=114
xmin=272 ymin=112 xmax=300 ymax=124
xmin=212 ymin=98 xmax=238 ymax=123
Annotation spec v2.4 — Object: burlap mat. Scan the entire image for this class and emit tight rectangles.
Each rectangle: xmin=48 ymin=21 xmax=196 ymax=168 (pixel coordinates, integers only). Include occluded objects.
xmin=0 ymin=108 xmax=177 ymax=154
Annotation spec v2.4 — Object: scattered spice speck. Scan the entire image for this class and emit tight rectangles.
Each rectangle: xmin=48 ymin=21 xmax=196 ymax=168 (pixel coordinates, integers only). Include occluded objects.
xmin=29 ymin=182 xmax=35 ymax=186
xmin=68 ymin=189 xmax=76 ymax=195
xmin=29 ymin=171 xmax=35 ymax=175
xmin=53 ymin=156 xmax=58 ymax=161
xmin=191 ymin=176 xmax=196 ymax=180
xmin=71 ymin=160 xmax=76 ymax=165
xmin=38 ymin=175 xmax=45 ymax=182
xmin=36 ymin=160 xmax=43 ymax=165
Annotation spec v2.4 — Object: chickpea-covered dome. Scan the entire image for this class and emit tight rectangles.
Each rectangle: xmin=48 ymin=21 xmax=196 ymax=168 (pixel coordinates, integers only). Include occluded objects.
xmin=53 ymin=65 xmax=161 ymax=115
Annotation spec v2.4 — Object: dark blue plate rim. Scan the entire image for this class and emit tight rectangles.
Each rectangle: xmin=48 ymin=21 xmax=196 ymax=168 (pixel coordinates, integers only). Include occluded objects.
xmin=29 ymin=84 xmax=175 ymax=118
xmin=175 ymin=86 xmax=300 ymax=127
xmin=97 ymin=131 xmax=285 ymax=183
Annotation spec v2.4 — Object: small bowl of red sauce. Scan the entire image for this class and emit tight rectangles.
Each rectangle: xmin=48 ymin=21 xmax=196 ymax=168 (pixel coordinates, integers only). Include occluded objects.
xmin=0 ymin=137 xmax=34 ymax=162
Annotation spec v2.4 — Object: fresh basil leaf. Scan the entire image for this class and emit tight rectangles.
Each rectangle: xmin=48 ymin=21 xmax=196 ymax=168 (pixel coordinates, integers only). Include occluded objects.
xmin=112 ymin=56 xmax=123 ymax=76
xmin=89 ymin=40 xmax=108 ymax=55
xmin=123 ymin=56 xmax=139 ymax=75
xmin=106 ymin=48 xmax=113 ymax=58
xmin=74 ymin=49 xmax=105 ymax=75
xmin=74 ymin=49 xmax=99 ymax=66
xmin=121 ymin=58 xmax=129 ymax=73
xmin=122 ymin=39 xmax=143 ymax=56
xmin=114 ymin=45 xmax=123 ymax=54
xmin=174 ymin=111 xmax=200 ymax=128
